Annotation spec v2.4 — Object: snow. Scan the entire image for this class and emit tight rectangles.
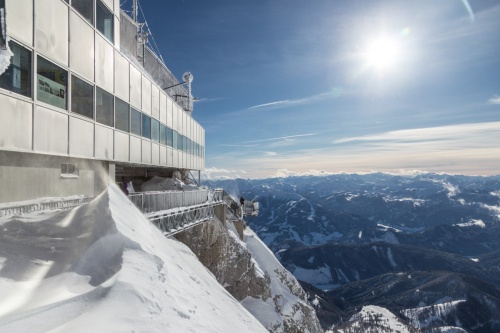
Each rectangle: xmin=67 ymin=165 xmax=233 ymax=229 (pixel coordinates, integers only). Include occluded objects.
xmin=0 ymin=45 xmax=13 ymax=76
xmin=480 ymin=203 xmax=500 ymax=219
xmin=454 ymin=219 xmax=486 ymax=228
xmin=402 ymin=299 xmax=466 ymax=329
xmin=0 ymin=184 xmax=267 ymax=332
xmin=377 ymin=223 xmax=403 ymax=233
xmin=334 ymin=305 xmax=411 ymax=333
xmin=292 ymin=265 xmax=333 ymax=286
xmin=241 ymin=227 xmax=315 ymax=332
xmin=387 ymin=247 xmax=397 ymax=268
xmin=141 ymin=175 xmax=198 ymax=191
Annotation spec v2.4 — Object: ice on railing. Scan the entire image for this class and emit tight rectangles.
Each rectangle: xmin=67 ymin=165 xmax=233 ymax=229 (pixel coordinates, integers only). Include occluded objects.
xmin=128 ymin=189 xmax=213 ymax=214
xmin=0 ymin=196 xmax=93 ymax=217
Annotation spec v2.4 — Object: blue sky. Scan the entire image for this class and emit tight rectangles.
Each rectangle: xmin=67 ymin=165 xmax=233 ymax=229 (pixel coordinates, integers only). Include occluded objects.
xmin=130 ymin=0 xmax=500 ymax=178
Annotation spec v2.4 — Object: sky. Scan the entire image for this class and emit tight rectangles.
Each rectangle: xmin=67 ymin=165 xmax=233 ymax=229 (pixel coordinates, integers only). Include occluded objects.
xmin=127 ymin=0 xmax=500 ymax=179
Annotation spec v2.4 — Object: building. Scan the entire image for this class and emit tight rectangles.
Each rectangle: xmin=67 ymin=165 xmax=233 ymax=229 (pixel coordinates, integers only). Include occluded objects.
xmin=0 ymin=0 xmax=205 ymax=204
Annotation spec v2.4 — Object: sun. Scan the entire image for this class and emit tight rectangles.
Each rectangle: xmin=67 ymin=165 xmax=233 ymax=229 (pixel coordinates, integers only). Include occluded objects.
xmin=363 ymin=36 xmax=401 ymax=72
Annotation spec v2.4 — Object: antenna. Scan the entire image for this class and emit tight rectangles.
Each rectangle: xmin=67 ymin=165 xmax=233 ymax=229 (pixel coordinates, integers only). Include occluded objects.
xmin=183 ymin=72 xmax=194 ymax=116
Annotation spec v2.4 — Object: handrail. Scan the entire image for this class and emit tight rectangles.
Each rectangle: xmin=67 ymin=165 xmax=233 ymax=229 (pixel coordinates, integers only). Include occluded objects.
xmin=128 ymin=188 xmax=257 ymax=236
xmin=0 ymin=197 xmax=94 ymax=217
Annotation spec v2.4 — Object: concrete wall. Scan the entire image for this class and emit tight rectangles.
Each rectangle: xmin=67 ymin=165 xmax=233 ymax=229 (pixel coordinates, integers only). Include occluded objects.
xmin=0 ymin=151 xmax=112 ymax=203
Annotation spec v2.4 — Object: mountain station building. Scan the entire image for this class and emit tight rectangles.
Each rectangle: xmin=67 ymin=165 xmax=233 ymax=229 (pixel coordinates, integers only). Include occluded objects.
xmin=0 ymin=0 xmax=205 ymax=204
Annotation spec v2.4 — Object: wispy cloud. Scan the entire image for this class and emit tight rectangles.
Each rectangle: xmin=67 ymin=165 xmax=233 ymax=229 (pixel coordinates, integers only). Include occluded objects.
xmin=488 ymin=95 xmax=500 ymax=105
xmin=209 ymin=122 xmax=500 ymax=178
xmin=238 ymin=133 xmax=317 ymax=144
xmin=195 ymin=97 xmax=226 ymax=103
xmin=202 ymin=167 xmax=247 ymax=180
xmin=248 ymin=100 xmax=296 ymax=109
xmin=333 ymin=122 xmax=500 ymax=147
xmin=245 ymin=91 xmax=343 ymax=111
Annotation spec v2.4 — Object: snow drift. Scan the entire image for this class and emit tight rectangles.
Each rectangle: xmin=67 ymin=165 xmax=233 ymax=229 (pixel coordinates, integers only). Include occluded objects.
xmin=0 ymin=184 xmax=267 ymax=332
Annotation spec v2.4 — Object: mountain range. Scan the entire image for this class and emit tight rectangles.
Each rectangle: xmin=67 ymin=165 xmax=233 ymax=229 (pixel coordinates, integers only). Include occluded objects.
xmin=205 ymin=173 xmax=500 ymax=332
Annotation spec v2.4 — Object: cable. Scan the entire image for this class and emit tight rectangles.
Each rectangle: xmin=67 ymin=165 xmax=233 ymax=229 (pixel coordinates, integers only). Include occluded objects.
xmin=137 ymin=0 xmax=166 ymax=65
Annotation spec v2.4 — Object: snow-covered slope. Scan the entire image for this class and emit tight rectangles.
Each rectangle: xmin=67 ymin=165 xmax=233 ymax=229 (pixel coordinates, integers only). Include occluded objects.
xmin=0 ymin=185 xmax=267 ymax=332
xmin=330 ymin=305 xmax=413 ymax=333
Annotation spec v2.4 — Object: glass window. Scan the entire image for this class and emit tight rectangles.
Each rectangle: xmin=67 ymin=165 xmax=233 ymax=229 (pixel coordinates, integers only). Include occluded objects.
xmin=160 ymin=125 xmax=166 ymax=145
xmin=0 ymin=41 xmax=31 ymax=97
xmin=96 ymin=87 xmax=114 ymax=126
xmin=130 ymin=108 xmax=141 ymax=136
xmin=151 ymin=118 xmax=160 ymax=142
xmin=141 ymin=114 xmax=151 ymax=139
xmin=115 ymin=98 xmax=129 ymax=132
xmin=72 ymin=0 xmax=93 ymax=23
xmin=37 ymin=56 xmax=67 ymax=109
xmin=172 ymin=130 xmax=178 ymax=150
xmin=96 ymin=0 xmax=114 ymax=43
xmin=71 ymin=75 xmax=93 ymax=118
xmin=167 ymin=127 xmax=173 ymax=147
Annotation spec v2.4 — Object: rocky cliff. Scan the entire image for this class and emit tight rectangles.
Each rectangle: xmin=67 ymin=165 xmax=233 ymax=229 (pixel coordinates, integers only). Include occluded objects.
xmin=175 ymin=218 xmax=323 ymax=333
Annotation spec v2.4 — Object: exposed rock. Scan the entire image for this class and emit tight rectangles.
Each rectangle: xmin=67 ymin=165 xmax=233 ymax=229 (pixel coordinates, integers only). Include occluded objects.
xmin=176 ymin=218 xmax=323 ymax=333
xmin=175 ymin=219 xmax=271 ymax=301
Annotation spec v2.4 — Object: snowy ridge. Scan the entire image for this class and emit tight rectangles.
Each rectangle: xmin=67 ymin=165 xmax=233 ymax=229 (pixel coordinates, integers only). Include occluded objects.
xmin=0 ymin=185 xmax=267 ymax=332
xmin=241 ymin=227 xmax=323 ymax=333
xmin=401 ymin=300 xmax=466 ymax=329
xmin=330 ymin=305 xmax=412 ymax=333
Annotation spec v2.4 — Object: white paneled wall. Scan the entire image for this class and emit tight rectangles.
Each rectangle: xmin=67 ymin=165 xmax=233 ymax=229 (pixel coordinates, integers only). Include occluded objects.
xmin=70 ymin=11 xmax=95 ymax=81
xmin=95 ymin=35 xmax=114 ymax=93
xmin=114 ymin=131 xmax=130 ymax=161
xmin=141 ymin=76 xmax=152 ymax=115
xmin=95 ymin=125 xmax=114 ymax=160
xmin=0 ymin=95 xmax=32 ymax=151
xmin=69 ymin=117 xmax=94 ymax=158
xmin=1 ymin=0 xmax=205 ymax=173
xmin=36 ymin=0 xmax=68 ymax=65
xmin=129 ymin=65 xmax=142 ymax=109
xmin=34 ymin=106 xmax=68 ymax=155
xmin=6 ymin=0 xmax=33 ymax=46
xmin=114 ymin=51 xmax=130 ymax=101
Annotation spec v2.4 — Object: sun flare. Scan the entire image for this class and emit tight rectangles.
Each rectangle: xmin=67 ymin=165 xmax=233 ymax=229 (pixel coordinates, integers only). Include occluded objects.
xmin=363 ymin=37 xmax=401 ymax=71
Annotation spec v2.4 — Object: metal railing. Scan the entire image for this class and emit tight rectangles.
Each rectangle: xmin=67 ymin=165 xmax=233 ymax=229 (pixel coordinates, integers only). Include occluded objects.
xmin=127 ymin=188 xmax=257 ymax=236
xmin=128 ymin=189 xmax=212 ymax=214
xmin=148 ymin=203 xmax=218 ymax=236
xmin=0 ymin=197 xmax=94 ymax=217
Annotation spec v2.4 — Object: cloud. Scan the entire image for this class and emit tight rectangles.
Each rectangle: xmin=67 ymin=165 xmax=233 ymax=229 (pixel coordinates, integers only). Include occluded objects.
xmin=245 ymin=91 xmax=343 ymax=112
xmin=488 ymin=95 xmax=500 ymax=105
xmin=333 ymin=122 xmax=500 ymax=148
xmin=202 ymin=167 xmax=247 ymax=180
xmin=248 ymin=100 xmax=295 ymax=109
xmin=209 ymin=121 xmax=500 ymax=179
xmin=274 ymin=169 xmax=334 ymax=178
xmin=238 ymin=133 xmax=317 ymax=144
xmin=195 ymin=97 xmax=226 ymax=103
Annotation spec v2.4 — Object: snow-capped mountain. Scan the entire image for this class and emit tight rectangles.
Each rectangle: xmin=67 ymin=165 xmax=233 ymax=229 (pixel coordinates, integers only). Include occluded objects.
xmin=206 ymin=173 xmax=500 ymax=332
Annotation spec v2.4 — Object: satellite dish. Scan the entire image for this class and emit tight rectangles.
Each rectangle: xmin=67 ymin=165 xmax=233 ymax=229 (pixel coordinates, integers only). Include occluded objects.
xmin=183 ymin=72 xmax=193 ymax=83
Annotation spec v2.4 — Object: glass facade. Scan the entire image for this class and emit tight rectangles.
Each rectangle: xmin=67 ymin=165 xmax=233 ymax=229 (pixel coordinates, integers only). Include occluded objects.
xmin=37 ymin=56 xmax=68 ymax=109
xmin=115 ymin=98 xmax=129 ymax=132
xmin=1 ymin=2 xmax=205 ymax=167
xmin=0 ymin=41 xmax=31 ymax=97
xmin=167 ymin=127 xmax=173 ymax=147
xmin=71 ymin=75 xmax=94 ymax=118
xmin=130 ymin=107 xmax=141 ymax=136
xmin=160 ymin=124 xmax=166 ymax=145
xmin=72 ymin=0 xmax=93 ymax=23
xmin=96 ymin=87 xmax=114 ymax=126
xmin=151 ymin=118 xmax=160 ymax=143
xmin=141 ymin=114 xmax=151 ymax=139
xmin=96 ymin=0 xmax=113 ymax=43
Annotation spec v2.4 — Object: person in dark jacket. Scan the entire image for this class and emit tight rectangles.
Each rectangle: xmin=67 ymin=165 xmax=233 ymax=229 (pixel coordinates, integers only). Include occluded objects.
xmin=240 ymin=197 xmax=245 ymax=206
